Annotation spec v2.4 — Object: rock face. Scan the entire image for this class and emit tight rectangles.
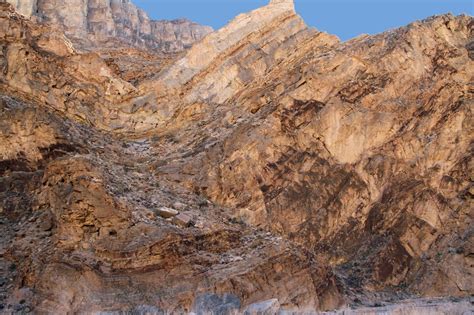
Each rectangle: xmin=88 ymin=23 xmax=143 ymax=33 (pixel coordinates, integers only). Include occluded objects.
xmin=0 ymin=0 xmax=473 ymax=313
xmin=146 ymin=0 xmax=317 ymax=102
xmin=149 ymin=19 xmax=215 ymax=52
xmin=4 ymin=0 xmax=213 ymax=52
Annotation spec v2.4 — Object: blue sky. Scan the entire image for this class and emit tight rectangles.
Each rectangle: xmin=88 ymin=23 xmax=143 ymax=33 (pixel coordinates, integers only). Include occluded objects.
xmin=134 ymin=0 xmax=473 ymax=41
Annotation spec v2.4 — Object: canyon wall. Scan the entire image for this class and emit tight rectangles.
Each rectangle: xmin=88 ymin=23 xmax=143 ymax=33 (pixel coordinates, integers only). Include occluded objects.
xmin=5 ymin=0 xmax=213 ymax=51
xmin=0 ymin=0 xmax=473 ymax=313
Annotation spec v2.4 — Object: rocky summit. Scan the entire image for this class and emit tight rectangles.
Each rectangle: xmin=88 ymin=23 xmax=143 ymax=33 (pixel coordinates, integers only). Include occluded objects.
xmin=0 ymin=0 xmax=473 ymax=313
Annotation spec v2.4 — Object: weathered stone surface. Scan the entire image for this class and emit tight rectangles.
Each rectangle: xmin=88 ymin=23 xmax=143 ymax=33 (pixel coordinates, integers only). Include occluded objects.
xmin=144 ymin=0 xmax=323 ymax=105
xmin=318 ymin=298 xmax=474 ymax=315
xmin=4 ymin=0 xmax=34 ymax=16
xmin=0 ymin=0 xmax=472 ymax=313
xmin=4 ymin=0 xmax=213 ymax=52
xmin=244 ymin=299 xmax=280 ymax=315
xmin=155 ymin=206 xmax=179 ymax=219
xmin=150 ymin=19 xmax=214 ymax=52
xmin=193 ymin=293 xmax=241 ymax=315
xmin=173 ymin=212 xmax=193 ymax=227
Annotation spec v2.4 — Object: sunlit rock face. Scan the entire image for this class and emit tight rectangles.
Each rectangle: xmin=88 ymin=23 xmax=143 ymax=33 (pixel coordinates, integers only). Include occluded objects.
xmin=0 ymin=0 xmax=473 ymax=313
xmin=5 ymin=0 xmax=35 ymax=16
xmin=5 ymin=0 xmax=213 ymax=52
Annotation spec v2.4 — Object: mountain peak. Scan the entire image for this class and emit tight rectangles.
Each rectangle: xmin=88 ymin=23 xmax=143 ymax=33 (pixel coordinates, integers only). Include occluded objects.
xmin=153 ymin=0 xmax=302 ymax=92
xmin=269 ymin=0 xmax=295 ymax=11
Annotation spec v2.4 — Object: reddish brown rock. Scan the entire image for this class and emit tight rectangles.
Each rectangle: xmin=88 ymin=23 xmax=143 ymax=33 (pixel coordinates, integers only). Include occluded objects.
xmin=0 ymin=0 xmax=473 ymax=313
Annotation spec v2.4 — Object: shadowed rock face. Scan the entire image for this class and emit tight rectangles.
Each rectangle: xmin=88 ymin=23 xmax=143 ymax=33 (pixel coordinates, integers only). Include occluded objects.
xmin=0 ymin=0 xmax=473 ymax=313
xmin=4 ymin=0 xmax=213 ymax=52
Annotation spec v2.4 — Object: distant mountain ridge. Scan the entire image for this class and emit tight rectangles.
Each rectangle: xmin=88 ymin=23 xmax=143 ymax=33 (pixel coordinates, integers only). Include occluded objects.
xmin=4 ymin=0 xmax=213 ymax=52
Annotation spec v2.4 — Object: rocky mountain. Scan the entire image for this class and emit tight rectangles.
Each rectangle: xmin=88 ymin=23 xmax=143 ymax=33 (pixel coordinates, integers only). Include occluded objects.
xmin=0 ymin=0 xmax=473 ymax=313
xmin=4 ymin=0 xmax=213 ymax=52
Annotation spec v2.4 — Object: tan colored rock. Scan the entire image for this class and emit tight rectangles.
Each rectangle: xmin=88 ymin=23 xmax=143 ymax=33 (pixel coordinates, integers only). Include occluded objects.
xmin=156 ymin=206 xmax=179 ymax=219
xmin=148 ymin=0 xmax=304 ymax=92
xmin=5 ymin=0 xmax=212 ymax=52
xmin=5 ymin=0 xmax=35 ymax=16
xmin=150 ymin=19 xmax=213 ymax=52
xmin=35 ymin=31 xmax=75 ymax=56
xmin=173 ymin=213 xmax=193 ymax=227
xmin=244 ymin=299 xmax=280 ymax=315
xmin=0 ymin=0 xmax=473 ymax=314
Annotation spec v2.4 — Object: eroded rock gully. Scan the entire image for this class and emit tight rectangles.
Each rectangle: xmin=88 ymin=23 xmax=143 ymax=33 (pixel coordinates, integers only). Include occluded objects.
xmin=0 ymin=0 xmax=473 ymax=313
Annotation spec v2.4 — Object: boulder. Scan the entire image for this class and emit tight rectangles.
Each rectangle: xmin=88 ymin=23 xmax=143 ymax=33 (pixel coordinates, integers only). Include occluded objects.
xmin=173 ymin=213 xmax=193 ymax=227
xmin=155 ymin=207 xmax=179 ymax=219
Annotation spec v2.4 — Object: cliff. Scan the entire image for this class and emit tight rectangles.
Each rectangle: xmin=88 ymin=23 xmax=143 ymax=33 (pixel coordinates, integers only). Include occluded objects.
xmin=4 ymin=0 xmax=213 ymax=52
xmin=0 ymin=0 xmax=473 ymax=313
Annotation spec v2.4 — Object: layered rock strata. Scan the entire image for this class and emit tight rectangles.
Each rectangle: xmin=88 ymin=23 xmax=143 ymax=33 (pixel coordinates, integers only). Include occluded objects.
xmin=0 ymin=0 xmax=473 ymax=313
xmin=4 ymin=0 xmax=213 ymax=52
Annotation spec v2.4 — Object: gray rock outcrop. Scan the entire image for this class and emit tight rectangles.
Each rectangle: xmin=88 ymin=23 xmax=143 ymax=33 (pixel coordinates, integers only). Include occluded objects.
xmin=4 ymin=0 xmax=213 ymax=52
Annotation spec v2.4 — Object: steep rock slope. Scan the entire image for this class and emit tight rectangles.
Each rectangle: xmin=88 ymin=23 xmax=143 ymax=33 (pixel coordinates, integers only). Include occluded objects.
xmin=0 ymin=3 xmax=342 ymax=312
xmin=4 ymin=0 xmax=213 ymax=52
xmin=0 ymin=95 xmax=337 ymax=313
xmin=0 ymin=0 xmax=473 ymax=313
xmin=152 ymin=6 xmax=474 ymax=299
xmin=189 ymin=14 xmax=474 ymax=296
xmin=138 ymin=0 xmax=337 ymax=126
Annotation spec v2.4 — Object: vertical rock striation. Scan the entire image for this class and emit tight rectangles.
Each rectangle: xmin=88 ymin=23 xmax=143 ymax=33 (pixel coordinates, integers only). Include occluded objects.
xmin=4 ymin=0 xmax=213 ymax=52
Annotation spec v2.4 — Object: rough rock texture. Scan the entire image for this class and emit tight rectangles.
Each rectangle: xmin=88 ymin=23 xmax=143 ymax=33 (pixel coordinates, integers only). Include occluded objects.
xmin=0 ymin=0 xmax=473 ymax=313
xmin=0 ymin=94 xmax=330 ymax=313
xmin=319 ymin=298 xmax=474 ymax=315
xmin=149 ymin=19 xmax=214 ymax=53
xmin=4 ymin=0 xmax=213 ymax=52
